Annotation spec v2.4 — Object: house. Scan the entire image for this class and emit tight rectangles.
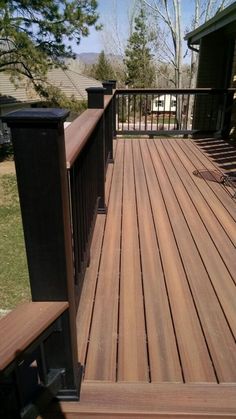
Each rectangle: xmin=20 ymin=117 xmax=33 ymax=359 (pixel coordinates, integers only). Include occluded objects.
xmin=0 ymin=68 xmax=102 ymax=143
xmin=1 ymin=7 xmax=236 ymax=418
xmin=0 ymin=72 xmax=41 ymax=143
xmin=185 ymin=2 xmax=236 ymax=137
xmin=151 ymin=94 xmax=176 ymax=114
xmin=1 ymin=81 xmax=236 ymax=417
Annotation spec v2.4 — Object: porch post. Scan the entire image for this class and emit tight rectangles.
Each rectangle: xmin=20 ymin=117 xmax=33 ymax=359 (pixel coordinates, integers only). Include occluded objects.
xmin=108 ymin=80 xmax=117 ymax=138
xmin=102 ymin=81 xmax=114 ymax=163
xmin=86 ymin=87 xmax=107 ymax=213
xmin=3 ymin=108 xmax=81 ymax=399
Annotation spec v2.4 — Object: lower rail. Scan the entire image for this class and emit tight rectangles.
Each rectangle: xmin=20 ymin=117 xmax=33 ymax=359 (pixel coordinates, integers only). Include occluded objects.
xmin=0 ymin=302 xmax=81 ymax=418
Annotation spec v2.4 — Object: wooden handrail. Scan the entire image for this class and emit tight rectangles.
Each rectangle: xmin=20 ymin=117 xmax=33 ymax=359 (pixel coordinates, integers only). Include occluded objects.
xmin=104 ymin=94 xmax=113 ymax=110
xmin=0 ymin=301 xmax=68 ymax=371
xmin=116 ymin=88 xmax=236 ymax=94
xmin=65 ymin=94 xmax=114 ymax=169
xmin=65 ymin=108 xmax=103 ymax=169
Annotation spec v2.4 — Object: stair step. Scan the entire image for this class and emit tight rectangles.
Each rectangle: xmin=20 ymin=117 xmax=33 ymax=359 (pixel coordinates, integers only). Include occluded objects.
xmin=44 ymin=382 xmax=236 ymax=418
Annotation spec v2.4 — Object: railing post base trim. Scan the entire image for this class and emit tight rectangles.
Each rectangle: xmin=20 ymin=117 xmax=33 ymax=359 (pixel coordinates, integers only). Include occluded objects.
xmin=97 ymin=206 xmax=107 ymax=215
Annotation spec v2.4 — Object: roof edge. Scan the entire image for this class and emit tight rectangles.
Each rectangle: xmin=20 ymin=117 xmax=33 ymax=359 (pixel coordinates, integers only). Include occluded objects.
xmin=185 ymin=2 xmax=236 ymax=44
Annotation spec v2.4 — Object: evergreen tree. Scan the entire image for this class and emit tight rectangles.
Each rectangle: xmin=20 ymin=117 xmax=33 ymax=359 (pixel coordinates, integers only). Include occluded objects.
xmin=0 ymin=1 xmax=99 ymax=94
xmin=92 ymin=50 xmax=114 ymax=81
xmin=124 ymin=8 xmax=155 ymax=88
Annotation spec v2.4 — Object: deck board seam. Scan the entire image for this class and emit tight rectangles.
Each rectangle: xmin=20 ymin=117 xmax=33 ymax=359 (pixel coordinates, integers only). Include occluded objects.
xmin=160 ymin=143 xmax=231 ymax=383
xmin=159 ymin=140 xmax=236 ymax=337
xmin=131 ymin=139 xmax=151 ymax=382
xmin=190 ymin=140 xmax=236 ymax=197
xmin=139 ymin=140 xmax=185 ymax=382
xmin=192 ymin=139 xmax=236 ymax=168
xmin=78 ymin=138 xmax=236 ymax=385
xmin=133 ymin=140 xmax=183 ymax=382
xmin=116 ymin=139 xmax=125 ymax=382
xmin=176 ymin=140 xmax=236 ymax=246
xmin=165 ymin=139 xmax=236 ymax=284
xmin=184 ymin=140 xmax=236 ymax=215
xmin=155 ymin=139 xmax=235 ymax=371
xmin=149 ymin=139 xmax=218 ymax=382
xmin=83 ymin=147 xmax=117 ymax=379
xmin=186 ymin=140 xmax=235 ymax=200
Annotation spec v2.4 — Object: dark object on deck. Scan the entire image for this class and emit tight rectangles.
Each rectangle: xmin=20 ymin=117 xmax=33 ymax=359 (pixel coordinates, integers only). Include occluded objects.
xmin=193 ymin=168 xmax=236 ymax=198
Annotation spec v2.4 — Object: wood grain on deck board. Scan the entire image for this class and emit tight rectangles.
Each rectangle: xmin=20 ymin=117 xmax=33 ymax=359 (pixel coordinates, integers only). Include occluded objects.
xmin=132 ymin=141 xmax=182 ymax=383
xmin=171 ymin=139 xmax=236 ymax=246
xmin=56 ymin=383 xmax=236 ymax=417
xmin=184 ymin=139 xmax=236 ymax=215
xmin=77 ymin=145 xmax=116 ymax=365
xmin=76 ymin=138 xmax=236 ymax=385
xmin=150 ymin=139 xmax=236 ymax=382
xmin=118 ymin=140 xmax=149 ymax=382
xmin=140 ymin=140 xmax=216 ymax=383
xmin=84 ymin=140 xmax=124 ymax=381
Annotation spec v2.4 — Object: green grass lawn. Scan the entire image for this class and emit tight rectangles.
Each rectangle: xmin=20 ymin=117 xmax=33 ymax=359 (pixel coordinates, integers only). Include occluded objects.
xmin=0 ymin=173 xmax=30 ymax=309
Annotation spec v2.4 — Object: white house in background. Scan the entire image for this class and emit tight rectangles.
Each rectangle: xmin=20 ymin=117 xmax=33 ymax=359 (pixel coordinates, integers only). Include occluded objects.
xmin=151 ymin=94 xmax=177 ymax=114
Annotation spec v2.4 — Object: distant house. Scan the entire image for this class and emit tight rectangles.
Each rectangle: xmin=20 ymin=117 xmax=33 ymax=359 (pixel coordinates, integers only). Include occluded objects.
xmin=151 ymin=94 xmax=176 ymax=114
xmin=0 ymin=68 xmax=102 ymax=143
xmin=185 ymin=2 xmax=236 ymax=137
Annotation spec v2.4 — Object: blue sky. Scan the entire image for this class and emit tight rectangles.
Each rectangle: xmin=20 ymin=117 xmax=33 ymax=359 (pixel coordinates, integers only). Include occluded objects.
xmin=76 ymin=0 xmax=132 ymax=53
xmin=75 ymin=0 xmax=195 ymax=54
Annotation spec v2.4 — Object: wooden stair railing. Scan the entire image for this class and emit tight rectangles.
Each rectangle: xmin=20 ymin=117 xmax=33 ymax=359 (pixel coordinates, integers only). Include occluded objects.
xmin=0 ymin=302 xmax=80 ymax=418
xmin=0 ymin=82 xmax=117 ymax=417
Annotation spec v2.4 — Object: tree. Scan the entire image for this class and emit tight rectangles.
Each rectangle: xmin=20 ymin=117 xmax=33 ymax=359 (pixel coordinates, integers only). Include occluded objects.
xmin=0 ymin=0 xmax=100 ymax=97
xmin=91 ymin=50 xmax=114 ymax=81
xmin=143 ymin=0 xmax=234 ymax=88
xmin=124 ymin=7 xmax=155 ymax=87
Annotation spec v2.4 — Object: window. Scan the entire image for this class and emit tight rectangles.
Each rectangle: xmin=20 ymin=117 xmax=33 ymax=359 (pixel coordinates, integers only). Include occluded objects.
xmin=155 ymin=100 xmax=164 ymax=107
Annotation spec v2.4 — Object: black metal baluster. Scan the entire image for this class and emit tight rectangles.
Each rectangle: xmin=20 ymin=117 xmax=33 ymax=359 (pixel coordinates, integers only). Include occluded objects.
xmin=151 ymin=94 xmax=154 ymax=132
xmin=127 ymin=94 xmax=130 ymax=132
xmin=145 ymin=94 xmax=148 ymax=131
xmin=168 ymin=94 xmax=172 ymax=130
xmin=139 ymin=94 xmax=142 ymax=131
xmin=163 ymin=94 xmax=166 ymax=130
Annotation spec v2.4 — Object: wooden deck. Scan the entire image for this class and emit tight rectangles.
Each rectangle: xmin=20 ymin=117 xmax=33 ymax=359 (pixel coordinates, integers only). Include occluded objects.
xmin=70 ymin=137 xmax=236 ymax=416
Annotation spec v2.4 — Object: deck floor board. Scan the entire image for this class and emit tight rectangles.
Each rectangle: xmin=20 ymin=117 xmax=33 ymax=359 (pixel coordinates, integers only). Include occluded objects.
xmin=132 ymin=141 xmax=183 ymax=383
xmin=183 ymin=139 xmax=236 ymax=218
xmin=84 ymin=140 xmax=123 ymax=381
xmin=118 ymin=140 xmax=149 ymax=382
xmin=76 ymin=137 xmax=236 ymax=386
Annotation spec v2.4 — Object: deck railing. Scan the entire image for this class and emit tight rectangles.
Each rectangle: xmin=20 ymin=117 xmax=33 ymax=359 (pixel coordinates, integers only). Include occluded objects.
xmin=0 ymin=81 xmax=116 ymax=416
xmin=115 ymin=88 xmax=235 ymax=136
xmin=0 ymin=82 xmax=234 ymax=416
xmin=0 ymin=302 xmax=80 ymax=418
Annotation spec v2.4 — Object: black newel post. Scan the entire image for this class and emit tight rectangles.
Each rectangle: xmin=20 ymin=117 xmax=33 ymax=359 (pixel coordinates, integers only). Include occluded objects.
xmin=221 ymin=90 xmax=235 ymax=138
xmin=108 ymin=80 xmax=117 ymax=139
xmin=86 ymin=87 xmax=107 ymax=214
xmin=102 ymin=81 xmax=113 ymax=95
xmin=102 ymin=81 xmax=114 ymax=163
xmin=3 ymin=108 xmax=81 ymax=399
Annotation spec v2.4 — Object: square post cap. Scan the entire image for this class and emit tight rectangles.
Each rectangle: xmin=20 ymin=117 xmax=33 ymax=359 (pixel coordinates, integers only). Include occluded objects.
xmin=86 ymin=87 xmax=106 ymax=109
xmin=108 ymin=80 xmax=117 ymax=89
xmin=102 ymin=81 xmax=114 ymax=95
xmin=2 ymin=108 xmax=70 ymax=127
